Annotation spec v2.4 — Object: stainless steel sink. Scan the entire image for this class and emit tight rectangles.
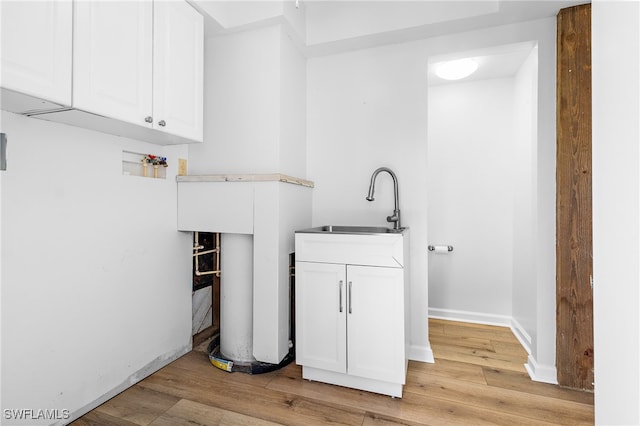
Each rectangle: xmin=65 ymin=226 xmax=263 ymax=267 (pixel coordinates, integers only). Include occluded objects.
xmin=296 ymin=225 xmax=405 ymax=235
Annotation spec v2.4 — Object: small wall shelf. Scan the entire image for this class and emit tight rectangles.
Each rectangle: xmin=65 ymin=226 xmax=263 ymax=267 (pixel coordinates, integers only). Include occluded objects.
xmin=122 ymin=150 xmax=167 ymax=179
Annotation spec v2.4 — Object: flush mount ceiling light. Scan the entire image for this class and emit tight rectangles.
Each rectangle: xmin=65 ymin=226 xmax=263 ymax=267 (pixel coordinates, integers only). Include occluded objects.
xmin=433 ymin=58 xmax=478 ymax=80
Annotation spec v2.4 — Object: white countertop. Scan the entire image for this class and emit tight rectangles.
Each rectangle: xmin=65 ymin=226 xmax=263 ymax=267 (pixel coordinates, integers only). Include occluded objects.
xmin=176 ymin=173 xmax=314 ymax=188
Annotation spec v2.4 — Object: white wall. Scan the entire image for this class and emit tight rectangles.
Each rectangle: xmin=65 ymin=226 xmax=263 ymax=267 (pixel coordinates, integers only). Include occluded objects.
xmin=0 ymin=128 xmax=3 ymax=405
xmin=511 ymin=47 xmax=538 ymax=351
xmin=427 ymin=77 xmax=515 ymax=322
xmin=190 ymin=25 xmax=281 ymax=174
xmin=195 ymin=1 xmax=283 ymax=30
xmin=185 ymin=20 xmax=309 ymax=364
xmin=305 ymin=1 xmax=499 ymax=46
xmin=530 ymin=17 xmax=558 ymax=386
xmin=307 ymin=43 xmax=431 ymax=361
xmin=279 ymin=26 xmax=307 ymax=179
xmin=592 ymin=1 xmax=640 ymax=424
xmin=0 ymin=111 xmax=192 ymax=424
xmin=190 ymin=24 xmax=306 ymax=178
xmin=307 ymin=17 xmax=557 ymax=366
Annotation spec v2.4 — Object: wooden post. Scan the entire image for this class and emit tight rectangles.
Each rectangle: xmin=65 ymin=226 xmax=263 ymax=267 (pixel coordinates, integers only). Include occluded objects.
xmin=556 ymin=3 xmax=594 ymax=391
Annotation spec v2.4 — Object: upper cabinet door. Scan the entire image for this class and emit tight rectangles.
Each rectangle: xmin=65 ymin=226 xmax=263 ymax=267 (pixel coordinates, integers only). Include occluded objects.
xmin=153 ymin=1 xmax=204 ymax=142
xmin=0 ymin=0 xmax=72 ymax=113
xmin=73 ymin=1 xmax=153 ymax=128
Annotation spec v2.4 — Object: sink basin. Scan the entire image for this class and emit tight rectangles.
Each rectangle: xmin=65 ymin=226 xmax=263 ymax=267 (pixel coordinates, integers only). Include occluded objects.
xmin=296 ymin=225 xmax=405 ymax=235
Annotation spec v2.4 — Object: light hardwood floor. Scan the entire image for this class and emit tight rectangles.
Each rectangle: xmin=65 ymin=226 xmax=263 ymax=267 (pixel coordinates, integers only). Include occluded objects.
xmin=72 ymin=319 xmax=594 ymax=425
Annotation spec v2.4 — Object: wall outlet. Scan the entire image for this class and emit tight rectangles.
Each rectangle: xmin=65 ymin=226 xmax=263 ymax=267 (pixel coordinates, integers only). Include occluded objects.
xmin=178 ymin=158 xmax=187 ymax=176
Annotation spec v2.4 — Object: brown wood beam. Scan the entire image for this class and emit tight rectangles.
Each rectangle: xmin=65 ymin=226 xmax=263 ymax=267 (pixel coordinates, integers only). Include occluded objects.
xmin=556 ymin=3 xmax=594 ymax=391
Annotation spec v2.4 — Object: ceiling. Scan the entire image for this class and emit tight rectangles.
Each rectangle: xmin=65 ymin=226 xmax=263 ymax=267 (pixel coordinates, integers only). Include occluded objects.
xmin=193 ymin=1 xmax=589 ymax=83
xmin=303 ymin=0 xmax=589 ymax=56
xmin=301 ymin=1 xmax=587 ymax=84
xmin=427 ymin=41 xmax=538 ymax=86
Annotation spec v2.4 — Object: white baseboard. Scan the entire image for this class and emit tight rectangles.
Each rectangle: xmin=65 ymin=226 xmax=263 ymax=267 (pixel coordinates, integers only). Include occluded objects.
xmin=510 ymin=317 xmax=532 ymax=355
xmin=428 ymin=307 xmax=512 ymax=327
xmin=303 ymin=366 xmax=403 ymax=398
xmin=525 ymin=355 xmax=558 ymax=384
xmin=408 ymin=344 xmax=434 ymax=363
xmin=429 ymin=308 xmax=557 ymax=385
xmin=65 ymin=342 xmax=192 ymax=425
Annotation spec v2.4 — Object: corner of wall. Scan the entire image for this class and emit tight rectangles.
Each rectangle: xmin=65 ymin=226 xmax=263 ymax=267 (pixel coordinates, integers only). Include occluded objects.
xmin=408 ymin=343 xmax=434 ymax=364
xmin=524 ymin=355 xmax=557 ymax=385
xmin=67 ymin=342 xmax=192 ymax=424
xmin=510 ymin=317 xmax=532 ymax=355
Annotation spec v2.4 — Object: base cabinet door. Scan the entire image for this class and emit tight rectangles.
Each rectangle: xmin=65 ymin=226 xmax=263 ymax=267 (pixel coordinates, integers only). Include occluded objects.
xmin=346 ymin=265 xmax=405 ymax=383
xmin=296 ymin=262 xmax=405 ymax=383
xmin=295 ymin=261 xmax=347 ymax=374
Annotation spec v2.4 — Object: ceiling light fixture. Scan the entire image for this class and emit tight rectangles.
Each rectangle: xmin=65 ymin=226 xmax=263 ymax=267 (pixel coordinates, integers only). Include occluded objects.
xmin=433 ymin=58 xmax=478 ymax=80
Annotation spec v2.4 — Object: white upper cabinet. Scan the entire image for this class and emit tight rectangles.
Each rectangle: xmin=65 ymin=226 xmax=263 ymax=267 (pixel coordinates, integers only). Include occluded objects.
xmin=72 ymin=0 xmax=203 ymax=143
xmin=1 ymin=0 xmax=203 ymax=145
xmin=153 ymin=1 xmax=204 ymax=142
xmin=73 ymin=1 xmax=153 ymax=127
xmin=0 ymin=0 xmax=72 ymax=114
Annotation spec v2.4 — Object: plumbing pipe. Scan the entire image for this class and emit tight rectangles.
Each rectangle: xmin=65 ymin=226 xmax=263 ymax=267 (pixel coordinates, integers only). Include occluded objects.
xmin=193 ymin=231 xmax=221 ymax=276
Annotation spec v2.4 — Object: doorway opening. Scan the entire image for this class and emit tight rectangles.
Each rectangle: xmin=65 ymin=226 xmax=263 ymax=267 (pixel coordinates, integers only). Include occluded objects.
xmin=426 ymin=41 xmax=539 ymax=366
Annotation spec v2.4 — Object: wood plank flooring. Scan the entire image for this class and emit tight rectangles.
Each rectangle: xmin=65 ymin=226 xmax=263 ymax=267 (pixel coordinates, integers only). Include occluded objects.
xmin=72 ymin=319 xmax=594 ymax=425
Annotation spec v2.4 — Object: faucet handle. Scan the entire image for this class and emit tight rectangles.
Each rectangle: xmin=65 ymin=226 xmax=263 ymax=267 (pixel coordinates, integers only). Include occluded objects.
xmin=387 ymin=209 xmax=401 ymax=229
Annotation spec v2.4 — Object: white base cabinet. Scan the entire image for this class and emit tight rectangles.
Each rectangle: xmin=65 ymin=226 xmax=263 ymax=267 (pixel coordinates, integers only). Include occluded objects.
xmin=295 ymin=230 xmax=409 ymax=397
